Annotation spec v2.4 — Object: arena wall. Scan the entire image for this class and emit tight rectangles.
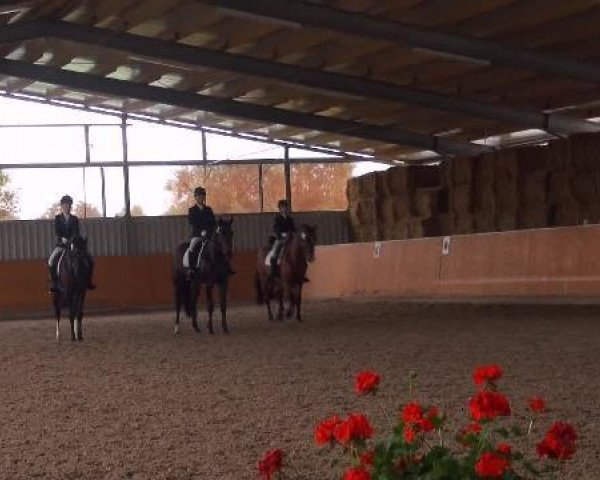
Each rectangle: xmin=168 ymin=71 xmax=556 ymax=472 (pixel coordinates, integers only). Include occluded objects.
xmin=303 ymin=224 xmax=600 ymax=300
xmin=3 ymin=223 xmax=600 ymax=317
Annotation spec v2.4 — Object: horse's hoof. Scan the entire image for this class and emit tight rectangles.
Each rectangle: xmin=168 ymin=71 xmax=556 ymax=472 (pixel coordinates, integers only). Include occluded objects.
xmin=71 ymin=337 xmax=76 ymax=342
xmin=77 ymin=337 xmax=83 ymax=342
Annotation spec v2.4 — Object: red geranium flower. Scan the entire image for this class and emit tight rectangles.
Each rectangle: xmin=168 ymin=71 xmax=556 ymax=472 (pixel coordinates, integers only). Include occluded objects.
xmin=314 ymin=415 xmax=342 ymax=446
xmin=342 ymin=467 xmax=371 ymax=480
xmin=415 ymin=418 xmax=434 ymax=432
xmin=334 ymin=413 xmax=373 ymax=446
xmin=475 ymin=452 xmax=510 ymax=478
xmin=404 ymin=425 xmax=416 ymax=444
xmin=496 ymin=443 xmax=512 ymax=456
xmin=537 ymin=422 xmax=577 ymax=460
xmin=360 ymin=450 xmax=375 ymax=468
xmin=355 ymin=371 xmax=381 ymax=395
xmin=473 ymin=365 xmax=504 ymax=387
xmin=469 ymin=391 xmax=511 ymax=421
xmin=402 ymin=402 xmax=423 ymax=423
xmin=528 ymin=396 xmax=546 ymax=414
xmin=258 ymin=449 xmax=284 ymax=480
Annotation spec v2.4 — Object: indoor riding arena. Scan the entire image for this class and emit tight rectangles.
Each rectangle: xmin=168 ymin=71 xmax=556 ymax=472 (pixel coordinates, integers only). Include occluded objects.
xmin=1 ymin=2 xmax=600 ymax=479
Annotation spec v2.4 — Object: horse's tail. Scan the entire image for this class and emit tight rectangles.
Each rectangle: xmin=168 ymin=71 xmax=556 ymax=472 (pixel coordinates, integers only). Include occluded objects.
xmin=254 ymin=271 xmax=263 ymax=305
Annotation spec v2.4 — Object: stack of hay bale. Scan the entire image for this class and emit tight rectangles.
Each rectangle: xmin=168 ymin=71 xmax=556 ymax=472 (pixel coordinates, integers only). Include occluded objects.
xmin=441 ymin=157 xmax=474 ymax=235
xmin=567 ymin=134 xmax=600 ymax=225
xmin=346 ymin=165 xmax=442 ymax=241
xmin=346 ymin=132 xmax=600 ymax=241
xmin=492 ymin=149 xmax=519 ymax=231
xmin=516 ymin=145 xmax=549 ymax=229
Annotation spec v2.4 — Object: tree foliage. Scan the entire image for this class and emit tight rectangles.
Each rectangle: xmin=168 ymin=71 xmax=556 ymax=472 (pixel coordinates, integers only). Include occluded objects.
xmin=0 ymin=170 xmax=19 ymax=220
xmin=40 ymin=201 xmax=102 ymax=219
xmin=165 ymin=163 xmax=351 ymax=214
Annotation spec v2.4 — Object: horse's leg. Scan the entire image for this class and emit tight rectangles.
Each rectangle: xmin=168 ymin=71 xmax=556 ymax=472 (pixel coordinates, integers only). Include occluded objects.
xmin=285 ymin=283 xmax=294 ymax=319
xmin=295 ymin=283 xmax=303 ymax=322
xmin=53 ymin=295 xmax=61 ymax=341
xmin=277 ymin=284 xmax=284 ymax=322
xmin=262 ymin=277 xmax=274 ymax=322
xmin=77 ymin=300 xmax=84 ymax=341
xmin=219 ymin=279 xmax=228 ymax=334
xmin=206 ymin=283 xmax=215 ymax=335
xmin=174 ymin=280 xmax=182 ymax=335
xmin=69 ymin=300 xmax=76 ymax=342
xmin=191 ymin=281 xmax=200 ymax=332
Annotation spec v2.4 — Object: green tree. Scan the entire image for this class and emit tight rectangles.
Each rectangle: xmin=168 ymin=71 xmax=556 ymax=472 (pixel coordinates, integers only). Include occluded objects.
xmin=0 ymin=170 xmax=19 ymax=220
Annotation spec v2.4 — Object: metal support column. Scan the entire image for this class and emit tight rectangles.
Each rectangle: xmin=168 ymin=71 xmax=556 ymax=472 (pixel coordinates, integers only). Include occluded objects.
xmin=284 ymin=147 xmax=292 ymax=211
xmin=82 ymin=125 xmax=91 ymax=219
xmin=201 ymin=128 xmax=208 ymax=183
xmin=100 ymin=167 xmax=107 ymax=218
xmin=121 ymin=114 xmax=131 ymax=218
xmin=258 ymin=162 xmax=264 ymax=212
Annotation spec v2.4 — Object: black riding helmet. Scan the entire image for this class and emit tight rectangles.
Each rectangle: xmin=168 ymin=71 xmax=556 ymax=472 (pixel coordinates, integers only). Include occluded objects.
xmin=60 ymin=195 xmax=73 ymax=205
xmin=194 ymin=186 xmax=206 ymax=197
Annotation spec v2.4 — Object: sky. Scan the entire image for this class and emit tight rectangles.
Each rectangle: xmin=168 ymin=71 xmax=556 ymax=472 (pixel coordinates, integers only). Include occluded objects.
xmin=0 ymin=96 xmax=389 ymax=219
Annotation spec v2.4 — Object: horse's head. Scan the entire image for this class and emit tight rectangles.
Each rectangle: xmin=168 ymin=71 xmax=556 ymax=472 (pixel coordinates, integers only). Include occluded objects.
xmin=215 ymin=217 xmax=234 ymax=258
xmin=298 ymin=224 xmax=317 ymax=263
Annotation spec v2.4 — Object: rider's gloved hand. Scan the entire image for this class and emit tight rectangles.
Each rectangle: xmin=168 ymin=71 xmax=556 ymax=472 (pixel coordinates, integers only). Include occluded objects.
xmin=61 ymin=237 xmax=68 ymax=244
xmin=201 ymin=230 xmax=207 ymax=237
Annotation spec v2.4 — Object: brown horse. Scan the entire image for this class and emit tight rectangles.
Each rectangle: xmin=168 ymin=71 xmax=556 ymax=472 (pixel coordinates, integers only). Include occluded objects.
xmin=52 ymin=236 xmax=92 ymax=342
xmin=255 ymin=224 xmax=317 ymax=322
xmin=173 ymin=218 xmax=234 ymax=334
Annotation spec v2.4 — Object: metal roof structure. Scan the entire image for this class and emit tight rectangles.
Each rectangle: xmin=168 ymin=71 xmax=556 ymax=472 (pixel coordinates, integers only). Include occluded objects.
xmin=0 ymin=1 xmax=599 ymax=163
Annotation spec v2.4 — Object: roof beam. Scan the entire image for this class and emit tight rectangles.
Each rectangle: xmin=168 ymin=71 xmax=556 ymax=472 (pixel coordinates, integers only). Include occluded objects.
xmin=210 ymin=0 xmax=600 ymax=85
xmin=0 ymin=58 xmax=490 ymax=156
xmin=0 ymin=21 xmax=596 ymax=135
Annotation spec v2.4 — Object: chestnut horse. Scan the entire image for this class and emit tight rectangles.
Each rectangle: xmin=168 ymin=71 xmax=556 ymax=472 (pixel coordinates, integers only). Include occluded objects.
xmin=255 ymin=224 xmax=316 ymax=322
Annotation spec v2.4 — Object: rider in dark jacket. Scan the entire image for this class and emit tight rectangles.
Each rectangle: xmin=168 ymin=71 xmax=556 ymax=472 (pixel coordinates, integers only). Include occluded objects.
xmin=48 ymin=195 xmax=96 ymax=292
xmin=183 ymin=186 xmax=235 ymax=276
xmin=269 ymin=199 xmax=308 ymax=282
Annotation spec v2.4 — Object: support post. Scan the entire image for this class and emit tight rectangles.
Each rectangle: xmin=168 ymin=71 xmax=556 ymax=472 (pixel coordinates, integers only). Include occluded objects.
xmin=121 ymin=114 xmax=131 ymax=218
xmin=258 ymin=162 xmax=264 ymax=212
xmin=284 ymin=147 xmax=292 ymax=211
xmin=100 ymin=167 xmax=107 ymax=218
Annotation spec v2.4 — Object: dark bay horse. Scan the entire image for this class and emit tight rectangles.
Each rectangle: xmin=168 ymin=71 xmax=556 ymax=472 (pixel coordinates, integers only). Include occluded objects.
xmin=173 ymin=218 xmax=234 ymax=334
xmin=255 ymin=225 xmax=317 ymax=322
xmin=52 ymin=236 xmax=92 ymax=342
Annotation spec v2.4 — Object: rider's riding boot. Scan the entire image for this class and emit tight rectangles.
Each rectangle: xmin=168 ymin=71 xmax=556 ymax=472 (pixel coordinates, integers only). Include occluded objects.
xmin=48 ymin=266 xmax=59 ymax=293
xmin=269 ymin=258 xmax=279 ymax=279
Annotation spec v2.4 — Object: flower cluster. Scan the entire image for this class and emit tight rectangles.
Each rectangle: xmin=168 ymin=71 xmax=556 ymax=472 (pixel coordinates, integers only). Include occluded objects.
xmin=258 ymin=365 xmax=578 ymax=479
xmin=257 ymin=449 xmax=284 ymax=480
xmin=537 ymin=422 xmax=578 ymax=460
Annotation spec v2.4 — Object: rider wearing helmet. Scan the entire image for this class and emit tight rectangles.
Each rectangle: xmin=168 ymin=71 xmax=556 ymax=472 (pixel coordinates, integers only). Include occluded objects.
xmin=48 ymin=195 xmax=96 ymax=292
xmin=269 ymin=199 xmax=308 ymax=282
xmin=183 ymin=186 xmax=235 ymax=276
